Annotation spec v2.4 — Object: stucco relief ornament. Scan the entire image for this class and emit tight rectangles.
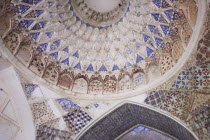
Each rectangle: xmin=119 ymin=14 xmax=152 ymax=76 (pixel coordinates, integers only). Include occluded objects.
xmin=0 ymin=0 xmax=203 ymax=99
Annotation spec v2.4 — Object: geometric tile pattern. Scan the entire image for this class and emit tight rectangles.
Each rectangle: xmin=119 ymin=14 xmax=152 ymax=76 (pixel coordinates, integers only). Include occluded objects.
xmin=144 ymin=90 xmax=167 ymax=107
xmin=160 ymin=90 xmax=193 ymax=120
xmin=193 ymin=65 xmax=210 ymax=91
xmin=31 ymin=101 xmax=56 ymax=126
xmin=196 ymin=31 xmax=210 ymax=65
xmin=42 ymin=118 xmax=70 ymax=132
xmin=55 ymin=98 xmax=80 ymax=112
xmin=79 ymin=103 xmax=197 ymax=140
xmin=186 ymin=99 xmax=210 ymax=140
xmin=36 ymin=125 xmax=72 ymax=140
xmin=171 ymin=67 xmax=195 ymax=90
xmin=63 ymin=110 xmax=92 ymax=134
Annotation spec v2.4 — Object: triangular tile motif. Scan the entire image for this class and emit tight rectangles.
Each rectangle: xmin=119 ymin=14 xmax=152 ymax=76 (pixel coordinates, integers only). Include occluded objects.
xmin=31 ymin=23 xmax=41 ymax=30
xmin=124 ymin=62 xmax=132 ymax=68
xmin=34 ymin=0 xmax=42 ymax=5
xmin=61 ymin=58 xmax=70 ymax=66
xmin=1 ymin=0 xmax=207 ymax=140
xmin=86 ymin=64 xmax=94 ymax=72
xmin=10 ymin=0 xmax=187 ymax=78
xmin=19 ymin=4 xmax=31 ymax=14
xmin=136 ymin=54 xmax=144 ymax=63
xmin=18 ymin=20 xmax=34 ymax=28
xmin=148 ymin=25 xmax=163 ymax=37
xmin=46 ymin=32 xmax=53 ymax=39
xmin=112 ymin=64 xmax=120 ymax=71
xmin=160 ymin=25 xmax=176 ymax=36
xmin=154 ymin=37 xmax=165 ymax=48
xmin=72 ymin=51 xmax=79 ymax=58
xmin=37 ymin=43 xmax=48 ymax=52
xmin=146 ymin=47 xmax=154 ymax=57
xmin=153 ymin=0 xmax=171 ymax=8
xmin=21 ymin=0 xmax=33 ymax=5
xmin=35 ymin=10 xmax=44 ymax=17
xmin=164 ymin=9 xmax=182 ymax=21
xmin=74 ymin=63 xmax=82 ymax=70
xmin=50 ymin=40 xmax=61 ymax=51
xmin=151 ymin=13 xmax=167 ymax=23
xmin=62 ymin=47 xmax=69 ymax=53
xmin=30 ymin=32 xmax=40 ymax=40
xmin=49 ymin=52 xmax=58 ymax=59
xmin=99 ymin=65 xmax=108 ymax=72
xmin=143 ymin=34 xmax=155 ymax=47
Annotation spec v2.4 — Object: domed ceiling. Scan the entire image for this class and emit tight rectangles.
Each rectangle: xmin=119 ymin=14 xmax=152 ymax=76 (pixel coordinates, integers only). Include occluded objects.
xmin=1 ymin=0 xmax=199 ymax=98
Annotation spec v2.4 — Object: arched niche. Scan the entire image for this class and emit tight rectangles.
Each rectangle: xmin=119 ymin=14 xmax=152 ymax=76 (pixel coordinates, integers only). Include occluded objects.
xmin=3 ymin=32 xmax=20 ymax=53
xmin=147 ymin=64 xmax=161 ymax=83
xmin=77 ymin=102 xmax=198 ymax=140
xmin=57 ymin=73 xmax=73 ymax=89
xmin=72 ymin=78 xmax=88 ymax=94
xmin=89 ymin=80 xmax=103 ymax=95
xmin=29 ymin=54 xmax=47 ymax=76
xmin=43 ymin=63 xmax=59 ymax=84
xmin=16 ymin=46 xmax=32 ymax=66
xmin=133 ymin=72 xmax=146 ymax=88
xmin=118 ymin=75 xmax=131 ymax=92
xmin=104 ymin=79 xmax=117 ymax=94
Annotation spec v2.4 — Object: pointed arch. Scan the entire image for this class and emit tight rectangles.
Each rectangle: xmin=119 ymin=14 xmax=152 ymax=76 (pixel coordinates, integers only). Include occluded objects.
xmin=77 ymin=102 xmax=198 ymax=140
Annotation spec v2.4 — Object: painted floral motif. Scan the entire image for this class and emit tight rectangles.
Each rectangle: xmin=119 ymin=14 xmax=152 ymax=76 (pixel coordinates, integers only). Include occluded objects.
xmin=161 ymin=91 xmax=192 ymax=120
xmin=89 ymin=80 xmax=103 ymax=94
xmin=193 ymin=65 xmax=210 ymax=91
xmin=104 ymin=80 xmax=117 ymax=94
xmin=31 ymin=101 xmax=56 ymax=126
xmin=57 ymin=74 xmax=72 ymax=89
